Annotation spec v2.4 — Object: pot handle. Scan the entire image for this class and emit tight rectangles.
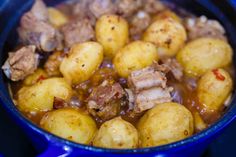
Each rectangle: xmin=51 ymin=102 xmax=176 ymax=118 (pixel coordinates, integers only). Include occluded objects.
xmin=37 ymin=144 xmax=72 ymax=157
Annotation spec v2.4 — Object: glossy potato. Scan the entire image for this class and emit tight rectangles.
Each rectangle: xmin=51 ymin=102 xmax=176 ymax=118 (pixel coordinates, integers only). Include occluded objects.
xmin=152 ymin=10 xmax=181 ymax=23
xmin=60 ymin=42 xmax=103 ymax=84
xmin=193 ymin=112 xmax=207 ymax=132
xmin=48 ymin=7 xmax=68 ymax=28
xmin=95 ymin=14 xmax=129 ymax=58
xmin=137 ymin=102 xmax=194 ymax=147
xmin=23 ymin=68 xmax=47 ymax=86
xmin=143 ymin=18 xmax=186 ymax=57
xmin=40 ymin=108 xmax=97 ymax=144
xmin=177 ymin=38 xmax=233 ymax=77
xmin=17 ymin=78 xmax=72 ymax=112
xmin=93 ymin=117 xmax=138 ymax=149
xmin=113 ymin=41 xmax=158 ymax=77
xmin=197 ymin=69 xmax=233 ymax=114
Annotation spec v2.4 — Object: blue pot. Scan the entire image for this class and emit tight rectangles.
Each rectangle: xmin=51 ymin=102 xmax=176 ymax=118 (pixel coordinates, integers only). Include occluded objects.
xmin=0 ymin=0 xmax=236 ymax=156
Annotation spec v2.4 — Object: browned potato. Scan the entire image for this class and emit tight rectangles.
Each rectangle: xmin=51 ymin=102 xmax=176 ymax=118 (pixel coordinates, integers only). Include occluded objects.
xmin=17 ymin=78 xmax=72 ymax=112
xmin=40 ymin=108 xmax=97 ymax=144
xmin=113 ymin=41 xmax=158 ymax=77
xmin=23 ymin=68 xmax=47 ymax=86
xmin=60 ymin=42 xmax=103 ymax=84
xmin=143 ymin=18 xmax=186 ymax=57
xmin=93 ymin=117 xmax=138 ymax=149
xmin=152 ymin=10 xmax=181 ymax=23
xmin=138 ymin=102 xmax=194 ymax=147
xmin=177 ymin=38 xmax=233 ymax=77
xmin=96 ymin=14 xmax=129 ymax=58
xmin=197 ymin=69 xmax=233 ymax=114
xmin=48 ymin=7 xmax=68 ymax=28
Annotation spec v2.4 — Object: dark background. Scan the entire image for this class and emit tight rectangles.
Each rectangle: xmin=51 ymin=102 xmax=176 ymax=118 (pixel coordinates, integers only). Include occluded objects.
xmin=0 ymin=103 xmax=236 ymax=157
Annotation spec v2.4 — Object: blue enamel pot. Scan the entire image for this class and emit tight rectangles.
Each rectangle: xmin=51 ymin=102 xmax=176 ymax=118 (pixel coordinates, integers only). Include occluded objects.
xmin=0 ymin=0 xmax=236 ymax=156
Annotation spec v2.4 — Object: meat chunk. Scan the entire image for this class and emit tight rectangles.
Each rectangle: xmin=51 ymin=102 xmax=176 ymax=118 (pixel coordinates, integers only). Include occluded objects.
xmin=87 ymin=80 xmax=125 ymax=120
xmin=115 ymin=0 xmax=142 ymax=17
xmin=127 ymin=63 xmax=172 ymax=113
xmin=134 ymin=87 xmax=172 ymax=112
xmin=61 ymin=19 xmax=95 ymax=48
xmin=128 ymin=66 xmax=166 ymax=91
xmin=143 ymin=0 xmax=166 ymax=14
xmin=72 ymin=0 xmax=96 ymax=25
xmin=161 ymin=58 xmax=183 ymax=81
xmin=18 ymin=8 xmax=63 ymax=52
xmin=2 ymin=45 xmax=39 ymax=81
xmin=184 ymin=16 xmax=226 ymax=41
xmin=89 ymin=0 xmax=117 ymax=18
xmin=44 ymin=51 xmax=64 ymax=76
xmin=130 ymin=11 xmax=151 ymax=40
xmin=31 ymin=0 xmax=49 ymax=21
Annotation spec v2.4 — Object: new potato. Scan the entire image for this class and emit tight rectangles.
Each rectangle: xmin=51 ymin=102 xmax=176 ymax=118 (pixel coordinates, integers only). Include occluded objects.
xmin=48 ymin=7 xmax=68 ymax=28
xmin=17 ymin=78 xmax=72 ymax=112
xmin=177 ymin=38 xmax=233 ymax=77
xmin=143 ymin=18 xmax=186 ymax=57
xmin=197 ymin=69 xmax=233 ymax=114
xmin=93 ymin=117 xmax=138 ymax=149
xmin=23 ymin=68 xmax=47 ymax=86
xmin=152 ymin=10 xmax=181 ymax=23
xmin=40 ymin=108 xmax=97 ymax=144
xmin=96 ymin=14 xmax=129 ymax=58
xmin=60 ymin=42 xmax=103 ymax=84
xmin=138 ymin=102 xmax=194 ymax=147
xmin=113 ymin=41 xmax=158 ymax=77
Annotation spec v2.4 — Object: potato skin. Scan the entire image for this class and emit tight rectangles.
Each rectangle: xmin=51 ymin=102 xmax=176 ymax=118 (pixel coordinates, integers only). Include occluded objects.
xmin=23 ymin=68 xmax=47 ymax=86
xmin=48 ymin=7 xmax=68 ymax=28
xmin=113 ymin=41 xmax=158 ymax=77
xmin=60 ymin=42 xmax=103 ymax=84
xmin=143 ymin=18 xmax=186 ymax=57
xmin=95 ymin=14 xmax=129 ymax=58
xmin=152 ymin=10 xmax=181 ymax=23
xmin=177 ymin=38 xmax=233 ymax=77
xmin=40 ymin=108 xmax=97 ymax=144
xmin=93 ymin=117 xmax=138 ymax=149
xmin=197 ymin=69 xmax=233 ymax=114
xmin=137 ymin=102 xmax=193 ymax=147
xmin=17 ymin=78 xmax=72 ymax=112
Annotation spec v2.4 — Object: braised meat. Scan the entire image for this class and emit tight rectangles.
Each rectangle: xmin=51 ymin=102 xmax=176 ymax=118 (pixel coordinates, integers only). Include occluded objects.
xmin=116 ymin=0 xmax=142 ymax=17
xmin=127 ymin=63 xmax=172 ymax=113
xmin=18 ymin=0 xmax=63 ymax=52
xmin=61 ymin=19 xmax=95 ymax=47
xmin=44 ymin=51 xmax=64 ymax=76
xmin=87 ymin=80 xmax=125 ymax=120
xmin=184 ymin=15 xmax=226 ymax=41
xmin=89 ymin=0 xmax=117 ymax=18
xmin=130 ymin=10 xmax=151 ymax=40
xmin=2 ymin=45 xmax=38 ymax=81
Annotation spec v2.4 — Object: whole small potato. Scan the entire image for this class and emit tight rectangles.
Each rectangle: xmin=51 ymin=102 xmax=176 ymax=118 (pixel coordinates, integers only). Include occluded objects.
xmin=152 ymin=10 xmax=181 ymax=23
xmin=17 ymin=78 xmax=72 ymax=112
xmin=137 ymin=102 xmax=193 ymax=147
xmin=95 ymin=14 xmax=129 ymax=58
xmin=48 ymin=7 xmax=68 ymax=28
xmin=143 ymin=18 xmax=186 ymax=57
xmin=197 ymin=69 xmax=233 ymax=114
xmin=177 ymin=38 xmax=232 ymax=77
xmin=23 ymin=68 xmax=47 ymax=86
xmin=93 ymin=117 xmax=138 ymax=149
xmin=40 ymin=108 xmax=97 ymax=144
xmin=60 ymin=42 xmax=103 ymax=84
xmin=113 ymin=41 xmax=158 ymax=77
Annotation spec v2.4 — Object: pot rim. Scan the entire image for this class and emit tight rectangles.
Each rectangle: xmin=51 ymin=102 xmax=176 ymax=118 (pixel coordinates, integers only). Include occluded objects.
xmin=0 ymin=0 xmax=236 ymax=154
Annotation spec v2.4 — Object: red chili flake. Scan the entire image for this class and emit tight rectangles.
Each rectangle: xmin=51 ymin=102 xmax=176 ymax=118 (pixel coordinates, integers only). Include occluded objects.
xmin=36 ymin=75 xmax=46 ymax=82
xmin=212 ymin=69 xmax=225 ymax=81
